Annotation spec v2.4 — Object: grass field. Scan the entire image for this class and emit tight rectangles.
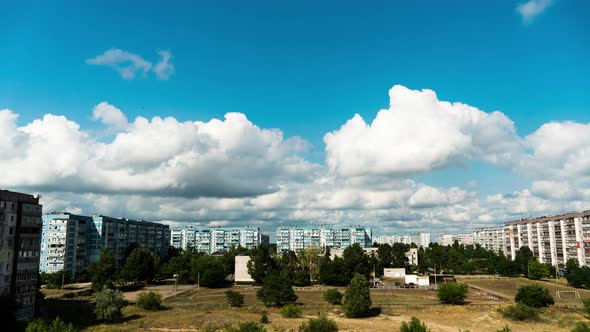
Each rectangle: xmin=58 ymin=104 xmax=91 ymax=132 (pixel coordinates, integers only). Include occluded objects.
xmin=39 ymin=280 xmax=590 ymax=332
xmin=458 ymin=276 xmax=590 ymax=306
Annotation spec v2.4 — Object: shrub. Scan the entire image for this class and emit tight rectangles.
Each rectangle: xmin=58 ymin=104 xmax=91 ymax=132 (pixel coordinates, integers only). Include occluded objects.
xmin=343 ymin=273 xmax=372 ymax=318
xmin=281 ymin=304 xmax=302 ymax=318
xmin=572 ymin=322 xmax=590 ymax=332
xmin=256 ymin=271 xmax=297 ymax=307
xmin=324 ymin=289 xmax=343 ymax=305
xmin=514 ymin=284 xmax=554 ymax=307
xmin=260 ymin=313 xmax=269 ymax=324
xmin=227 ymin=321 xmax=267 ymax=332
xmin=496 ymin=326 xmax=512 ymax=332
xmin=94 ymin=286 xmax=126 ymax=322
xmin=26 ymin=317 xmax=77 ymax=332
xmin=499 ymin=303 xmax=540 ymax=321
xmin=225 ymin=290 xmax=245 ymax=307
xmin=437 ymin=282 xmax=469 ymax=304
xmin=299 ymin=314 xmax=338 ymax=332
xmin=136 ymin=291 xmax=162 ymax=310
xmin=400 ymin=317 xmax=427 ymax=332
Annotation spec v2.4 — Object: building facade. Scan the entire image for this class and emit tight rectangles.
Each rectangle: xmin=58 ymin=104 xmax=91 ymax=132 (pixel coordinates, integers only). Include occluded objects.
xmin=0 ymin=190 xmax=43 ymax=321
xmin=41 ymin=213 xmax=170 ymax=273
xmin=276 ymin=225 xmax=372 ymax=252
xmin=170 ymin=226 xmax=260 ymax=254
xmin=473 ymin=226 xmax=504 ymax=253
xmin=373 ymin=233 xmax=431 ymax=248
xmin=504 ymin=210 xmax=590 ymax=267
xmin=436 ymin=233 xmax=474 ymax=246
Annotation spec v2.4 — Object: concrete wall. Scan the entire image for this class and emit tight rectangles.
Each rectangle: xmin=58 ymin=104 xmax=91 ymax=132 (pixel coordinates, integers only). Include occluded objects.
xmin=234 ymin=255 xmax=254 ymax=282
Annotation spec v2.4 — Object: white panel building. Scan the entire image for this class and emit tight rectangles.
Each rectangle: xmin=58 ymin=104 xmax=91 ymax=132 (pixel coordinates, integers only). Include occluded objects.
xmin=473 ymin=226 xmax=504 ymax=253
xmin=171 ymin=226 xmax=260 ymax=254
xmin=504 ymin=210 xmax=590 ymax=267
xmin=276 ymin=225 xmax=372 ymax=252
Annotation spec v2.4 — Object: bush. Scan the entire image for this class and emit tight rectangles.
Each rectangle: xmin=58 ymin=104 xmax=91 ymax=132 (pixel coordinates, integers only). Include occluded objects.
xmin=499 ymin=303 xmax=540 ymax=321
xmin=400 ymin=317 xmax=427 ymax=332
xmin=572 ymin=322 xmax=590 ymax=332
xmin=256 ymin=271 xmax=297 ymax=307
xmin=496 ymin=325 xmax=512 ymax=332
xmin=260 ymin=313 xmax=269 ymax=324
xmin=514 ymin=284 xmax=554 ymax=307
xmin=94 ymin=287 xmax=126 ymax=322
xmin=437 ymin=282 xmax=469 ymax=304
xmin=227 ymin=321 xmax=267 ymax=332
xmin=281 ymin=304 xmax=302 ymax=318
xmin=26 ymin=317 xmax=77 ymax=332
xmin=299 ymin=314 xmax=338 ymax=332
xmin=324 ymin=289 xmax=343 ymax=305
xmin=225 ymin=290 xmax=245 ymax=307
xmin=136 ymin=291 xmax=162 ymax=310
xmin=343 ymin=273 xmax=372 ymax=318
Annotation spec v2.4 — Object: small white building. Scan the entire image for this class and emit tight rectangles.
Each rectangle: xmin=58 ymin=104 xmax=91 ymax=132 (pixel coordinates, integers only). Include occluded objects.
xmin=383 ymin=268 xmax=406 ymax=278
xmin=234 ymin=255 xmax=254 ymax=283
xmin=404 ymin=274 xmax=430 ymax=286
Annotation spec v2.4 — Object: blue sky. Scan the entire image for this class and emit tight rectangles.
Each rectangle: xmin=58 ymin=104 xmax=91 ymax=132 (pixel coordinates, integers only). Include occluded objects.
xmin=1 ymin=1 xmax=589 ymax=234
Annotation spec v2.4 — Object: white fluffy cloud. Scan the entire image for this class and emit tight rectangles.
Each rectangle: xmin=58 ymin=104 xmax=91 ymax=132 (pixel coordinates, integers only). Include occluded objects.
xmin=324 ymin=85 xmax=522 ymax=177
xmin=516 ymin=0 xmax=553 ymax=24
xmin=0 ymin=107 xmax=315 ymax=198
xmin=92 ymin=102 xmax=129 ymax=130
xmin=86 ymin=48 xmax=175 ymax=80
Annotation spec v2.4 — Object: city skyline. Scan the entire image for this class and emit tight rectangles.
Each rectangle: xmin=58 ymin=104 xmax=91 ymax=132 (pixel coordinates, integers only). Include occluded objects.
xmin=1 ymin=1 xmax=590 ymax=236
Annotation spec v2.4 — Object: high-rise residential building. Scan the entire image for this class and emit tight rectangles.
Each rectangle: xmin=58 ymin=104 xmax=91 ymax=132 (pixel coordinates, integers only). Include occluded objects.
xmin=473 ymin=226 xmax=504 ymax=253
xmin=170 ymin=226 xmax=260 ymax=254
xmin=40 ymin=213 xmax=171 ymax=273
xmin=504 ymin=210 xmax=590 ymax=267
xmin=436 ymin=234 xmax=454 ymax=246
xmin=0 ymin=190 xmax=42 ymax=321
xmin=436 ymin=233 xmax=474 ymax=246
xmin=373 ymin=233 xmax=431 ymax=248
xmin=276 ymin=225 xmax=372 ymax=252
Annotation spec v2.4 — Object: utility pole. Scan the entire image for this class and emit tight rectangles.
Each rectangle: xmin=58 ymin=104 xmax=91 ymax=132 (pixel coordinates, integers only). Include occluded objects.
xmin=434 ymin=265 xmax=437 ymax=290
xmin=197 ymin=272 xmax=200 ymax=292
xmin=61 ymin=271 xmax=65 ymax=290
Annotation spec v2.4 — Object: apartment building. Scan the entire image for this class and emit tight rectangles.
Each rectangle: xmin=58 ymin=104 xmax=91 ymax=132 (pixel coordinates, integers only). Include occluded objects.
xmin=373 ymin=233 xmax=431 ymax=248
xmin=0 ymin=190 xmax=43 ymax=321
xmin=473 ymin=226 xmax=504 ymax=253
xmin=504 ymin=210 xmax=590 ymax=267
xmin=41 ymin=213 xmax=170 ymax=273
xmin=436 ymin=233 xmax=474 ymax=246
xmin=276 ymin=225 xmax=372 ymax=252
xmin=170 ymin=226 xmax=260 ymax=254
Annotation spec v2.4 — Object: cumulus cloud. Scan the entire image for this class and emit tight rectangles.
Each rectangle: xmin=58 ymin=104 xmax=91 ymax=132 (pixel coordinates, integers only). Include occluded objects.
xmin=154 ymin=50 xmax=174 ymax=80
xmin=92 ymin=102 xmax=128 ymax=130
xmin=0 ymin=106 xmax=315 ymax=198
xmin=324 ymin=85 xmax=522 ymax=177
xmin=516 ymin=0 xmax=553 ymax=24
xmin=86 ymin=48 xmax=175 ymax=80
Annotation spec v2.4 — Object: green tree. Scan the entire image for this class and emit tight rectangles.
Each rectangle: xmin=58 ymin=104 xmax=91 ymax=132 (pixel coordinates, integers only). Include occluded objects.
xmin=248 ymin=245 xmax=278 ymax=284
xmin=299 ymin=314 xmax=338 ymax=332
xmin=293 ymin=270 xmax=311 ymax=286
xmin=343 ymin=273 xmax=372 ymax=318
xmin=136 ymin=291 xmax=162 ymax=310
xmin=192 ymin=255 xmax=227 ymax=288
xmin=319 ymin=256 xmax=349 ymax=286
xmin=256 ymin=271 xmax=298 ymax=306
xmin=40 ymin=271 xmax=71 ymax=289
xmin=437 ymin=282 xmax=469 ymax=304
xmin=514 ymin=284 xmax=554 ymax=307
xmin=572 ymin=322 xmax=590 ymax=332
xmin=280 ymin=304 xmax=302 ymax=318
xmin=514 ymin=246 xmax=534 ymax=277
xmin=343 ymin=244 xmax=371 ymax=280
xmin=88 ymin=249 xmax=116 ymax=291
xmin=122 ymin=247 xmax=155 ymax=283
xmin=94 ymin=286 xmax=126 ymax=321
xmin=400 ymin=317 xmax=427 ymax=332
xmin=527 ymin=259 xmax=550 ymax=280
